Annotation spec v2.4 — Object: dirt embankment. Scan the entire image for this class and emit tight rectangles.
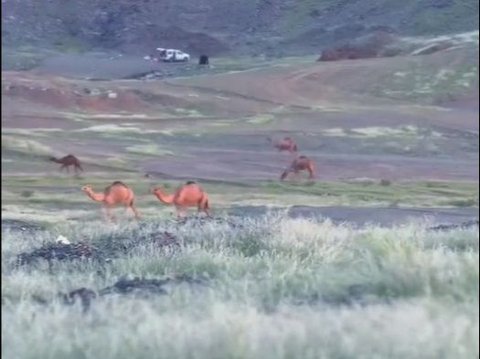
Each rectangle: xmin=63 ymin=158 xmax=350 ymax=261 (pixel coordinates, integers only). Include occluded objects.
xmin=1 ymin=71 xmax=201 ymax=114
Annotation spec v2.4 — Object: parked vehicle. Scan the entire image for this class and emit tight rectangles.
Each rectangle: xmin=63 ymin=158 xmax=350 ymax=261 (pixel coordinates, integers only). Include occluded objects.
xmin=156 ymin=48 xmax=190 ymax=62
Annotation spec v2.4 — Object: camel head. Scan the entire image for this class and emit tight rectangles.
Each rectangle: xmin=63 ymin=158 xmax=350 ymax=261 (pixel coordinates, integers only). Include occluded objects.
xmin=48 ymin=156 xmax=57 ymax=162
xmin=81 ymin=185 xmax=93 ymax=193
xmin=151 ymin=187 xmax=174 ymax=204
xmin=151 ymin=187 xmax=162 ymax=195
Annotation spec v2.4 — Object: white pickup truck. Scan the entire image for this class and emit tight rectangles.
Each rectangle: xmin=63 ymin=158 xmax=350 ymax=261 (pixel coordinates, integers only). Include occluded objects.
xmin=155 ymin=48 xmax=190 ymax=62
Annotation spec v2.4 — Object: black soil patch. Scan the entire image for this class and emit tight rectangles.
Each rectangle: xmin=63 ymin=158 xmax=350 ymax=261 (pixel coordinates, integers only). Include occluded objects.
xmin=16 ymin=242 xmax=101 ymax=266
xmin=1 ymin=219 xmax=46 ymax=234
xmin=15 ymin=231 xmax=180 ymax=267
xmin=94 ymin=230 xmax=180 ymax=258
xmin=428 ymin=219 xmax=479 ymax=231
xmin=173 ymin=216 xmax=245 ymax=229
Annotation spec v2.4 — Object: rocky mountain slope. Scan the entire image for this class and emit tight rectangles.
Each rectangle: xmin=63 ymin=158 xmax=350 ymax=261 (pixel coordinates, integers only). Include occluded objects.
xmin=2 ymin=0 xmax=479 ymax=58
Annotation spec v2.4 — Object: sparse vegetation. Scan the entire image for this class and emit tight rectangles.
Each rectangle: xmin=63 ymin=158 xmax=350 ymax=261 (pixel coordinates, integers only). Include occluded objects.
xmin=2 ymin=176 xmax=477 ymax=213
xmin=379 ymin=63 xmax=479 ymax=103
xmin=2 ymin=2 xmax=479 ymax=356
xmin=2 ymin=215 xmax=479 ymax=359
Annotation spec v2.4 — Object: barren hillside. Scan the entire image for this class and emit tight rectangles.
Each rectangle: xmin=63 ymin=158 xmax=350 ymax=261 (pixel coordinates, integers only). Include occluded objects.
xmin=2 ymin=0 xmax=479 ymax=64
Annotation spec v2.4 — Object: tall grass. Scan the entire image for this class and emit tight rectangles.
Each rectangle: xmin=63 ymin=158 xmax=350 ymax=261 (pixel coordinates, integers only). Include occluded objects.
xmin=2 ymin=215 xmax=479 ymax=359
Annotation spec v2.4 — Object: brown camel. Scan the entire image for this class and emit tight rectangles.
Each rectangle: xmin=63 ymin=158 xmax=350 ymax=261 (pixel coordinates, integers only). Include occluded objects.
xmin=280 ymin=155 xmax=316 ymax=181
xmin=49 ymin=154 xmax=83 ymax=174
xmin=152 ymin=181 xmax=211 ymax=218
xmin=267 ymin=136 xmax=298 ymax=153
xmin=81 ymin=181 xmax=140 ymax=222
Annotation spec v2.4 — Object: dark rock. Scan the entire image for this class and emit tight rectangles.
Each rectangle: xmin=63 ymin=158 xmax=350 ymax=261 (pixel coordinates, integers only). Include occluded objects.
xmin=94 ymin=230 xmax=181 ymax=258
xmin=61 ymin=288 xmax=97 ymax=312
xmin=151 ymin=231 xmax=180 ymax=248
xmin=35 ymin=274 xmax=208 ymax=312
xmin=99 ymin=277 xmax=169 ymax=296
xmin=318 ymin=30 xmax=397 ymax=61
xmin=175 ymin=216 xmax=245 ymax=229
xmin=16 ymin=242 xmax=100 ymax=266
xmin=428 ymin=220 xmax=479 ymax=231
xmin=1 ymin=219 xmax=46 ymax=234
xmin=319 ymin=45 xmax=377 ymax=61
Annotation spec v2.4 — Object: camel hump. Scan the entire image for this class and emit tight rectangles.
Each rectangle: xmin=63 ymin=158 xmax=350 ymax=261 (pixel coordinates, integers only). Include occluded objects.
xmin=185 ymin=181 xmax=196 ymax=185
xmin=111 ymin=181 xmax=128 ymax=188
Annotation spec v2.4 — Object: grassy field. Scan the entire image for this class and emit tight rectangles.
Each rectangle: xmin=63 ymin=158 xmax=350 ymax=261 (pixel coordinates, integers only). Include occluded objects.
xmin=2 ymin=215 xmax=479 ymax=359
xmin=1 ymin=173 xmax=478 ymax=227
xmin=2 ymin=32 xmax=479 ymax=358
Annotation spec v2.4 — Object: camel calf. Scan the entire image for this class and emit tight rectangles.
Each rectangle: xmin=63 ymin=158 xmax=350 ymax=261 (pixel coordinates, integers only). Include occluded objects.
xmin=152 ymin=181 xmax=210 ymax=218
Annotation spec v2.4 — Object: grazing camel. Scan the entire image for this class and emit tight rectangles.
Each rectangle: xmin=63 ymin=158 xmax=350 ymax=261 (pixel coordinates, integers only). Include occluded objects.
xmin=267 ymin=136 xmax=298 ymax=153
xmin=152 ymin=181 xmax=211 ymax=218
xmin=280 ymin=155 xmax=316 ymax=181
xmin=49 ymin=154 xmax=83 ymax=174
xmin=81 ymin=181 xmax=140 ymax=222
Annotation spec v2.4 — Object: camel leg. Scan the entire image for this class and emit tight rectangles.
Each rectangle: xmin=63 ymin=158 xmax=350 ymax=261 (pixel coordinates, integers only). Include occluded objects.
xmin=293 ymin=171 xmax=301 ymax=182
xmin=176 ymin=205 xmax=187 ymax=219
xmin=203 ymin=207 xmax=211 ymax=217
xmin=198 ymin=203 xmax=211 ymax=217
xmin=127 ymin=203 xmax=140 ymax=220
xmin=60 ymin=164 xmax=66 ymax=172
xmin=101 ymin=206 xmax=109 ymax=222
xmin=103 ymin=205 xmax=116 ymax=223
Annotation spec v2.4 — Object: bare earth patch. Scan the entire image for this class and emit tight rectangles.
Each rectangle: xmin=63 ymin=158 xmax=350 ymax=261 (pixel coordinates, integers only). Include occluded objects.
xmin=1 ymin=45 xmax=478 ymax=225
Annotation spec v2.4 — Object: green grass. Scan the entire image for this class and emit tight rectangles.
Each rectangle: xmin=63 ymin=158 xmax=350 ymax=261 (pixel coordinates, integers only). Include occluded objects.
xmin=258 ymin=180 xmax=479 ymax=208
xmin=378 ymin=63 xmax=479 ymax=103
xmin=1 ymin=47 xmax=58 ymax=71
xmin=1 ymin=177 xmax=477 ymax=229
xmin=410 ymin=0 xmax=479 ymax=35
xmin=2 ymin=215 xmax=479 ymax=359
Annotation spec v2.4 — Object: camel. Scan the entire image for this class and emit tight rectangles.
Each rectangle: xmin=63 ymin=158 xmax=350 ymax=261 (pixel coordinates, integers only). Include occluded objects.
xmin=280 ymin=155 xmax=316 ymax=181
xmin=49 ymin=154 xmax=83 ymax=174
xmin=152 ymin=181 xmax=211 ymax=218
xmin=81 ymin=181 xmax=140 ymax=222
xmin=267 ymin=136 xmax=298 ymax=153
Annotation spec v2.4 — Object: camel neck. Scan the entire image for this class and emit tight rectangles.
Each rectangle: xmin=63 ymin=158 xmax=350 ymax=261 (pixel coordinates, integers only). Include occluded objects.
xmin=154 ymin=190 xmax=174 ymax=204
xmin=86 ymin=190 xmax=105 ymax=202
